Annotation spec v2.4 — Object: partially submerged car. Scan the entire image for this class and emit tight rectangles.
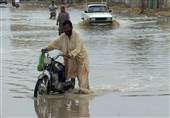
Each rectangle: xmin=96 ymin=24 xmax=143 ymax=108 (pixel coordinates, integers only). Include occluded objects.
xmin=81 ymin=2 xmax=113 ymax=24
xmin=0 ymin=0 xmax=8 ymax=4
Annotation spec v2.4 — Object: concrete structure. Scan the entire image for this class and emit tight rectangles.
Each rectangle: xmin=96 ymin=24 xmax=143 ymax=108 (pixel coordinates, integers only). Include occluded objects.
xmin=110 ymin=0 xmax=170 ymax=9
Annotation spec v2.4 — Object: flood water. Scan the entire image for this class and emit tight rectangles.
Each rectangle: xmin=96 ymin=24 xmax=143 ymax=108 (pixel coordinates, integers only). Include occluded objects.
xmin=1 ymin=4 xmax=170 ymax=117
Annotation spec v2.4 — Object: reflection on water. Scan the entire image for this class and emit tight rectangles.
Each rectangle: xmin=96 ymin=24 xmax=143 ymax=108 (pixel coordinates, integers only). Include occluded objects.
xmin=34 ymin=95 xmax=92 ymax=118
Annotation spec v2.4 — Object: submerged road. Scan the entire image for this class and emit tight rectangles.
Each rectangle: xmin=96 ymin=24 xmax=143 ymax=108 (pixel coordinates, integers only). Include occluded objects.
xmin=1 ymin=4 xmax=170 ymax=117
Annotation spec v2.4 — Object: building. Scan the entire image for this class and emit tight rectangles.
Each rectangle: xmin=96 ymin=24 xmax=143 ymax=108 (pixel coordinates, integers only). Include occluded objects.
xmin=110 ymin=0 xmax=170 ymax=9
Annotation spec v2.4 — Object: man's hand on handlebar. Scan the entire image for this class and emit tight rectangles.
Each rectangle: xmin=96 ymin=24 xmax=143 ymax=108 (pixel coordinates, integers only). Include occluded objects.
xmin=41 ymin=48 xmax=48 ymax=53
xmin=59 ymin=53 xmax=72 ymax=59
xmin=68 ymin=52 xmax=74 ymax=58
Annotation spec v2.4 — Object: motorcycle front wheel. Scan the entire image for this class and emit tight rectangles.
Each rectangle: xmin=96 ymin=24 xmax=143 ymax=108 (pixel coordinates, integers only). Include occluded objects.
xmin=34 ymin=78 xmax=51 ymax=97
xmin=34 ymin=79 xmax=43 ymax=97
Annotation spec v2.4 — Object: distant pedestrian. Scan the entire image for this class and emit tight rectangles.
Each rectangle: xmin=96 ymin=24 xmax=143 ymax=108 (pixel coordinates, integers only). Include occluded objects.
xmin=56 ymin=6 xmax=70 ymax=35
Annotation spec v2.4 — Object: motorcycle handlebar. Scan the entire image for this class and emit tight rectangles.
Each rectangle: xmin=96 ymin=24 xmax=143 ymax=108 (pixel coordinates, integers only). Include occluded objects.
xmin=53 ymin=54 xmax=71 ymax=60
xmin=41 ymin=49 xmax=70 ymax=60
xmin=54 ymin=54 xmax=64 ymax=60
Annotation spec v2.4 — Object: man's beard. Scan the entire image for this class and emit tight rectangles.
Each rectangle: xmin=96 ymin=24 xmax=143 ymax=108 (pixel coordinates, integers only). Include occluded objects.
xmin=65 ymin=30 xmax=72 ymax=37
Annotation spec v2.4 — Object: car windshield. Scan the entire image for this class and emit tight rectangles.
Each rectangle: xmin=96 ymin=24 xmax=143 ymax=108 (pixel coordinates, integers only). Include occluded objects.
xmin=88 ymin=5 xmax=107 ymax=13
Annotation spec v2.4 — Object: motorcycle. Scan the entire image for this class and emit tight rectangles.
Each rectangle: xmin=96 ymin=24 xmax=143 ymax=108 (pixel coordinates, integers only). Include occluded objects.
xmin=49 ymin=11 xmax=56 ymax=19
xmin=12 ymin=0 xmax=20 ymax=8
xmin=34 ymin=52 xmax=75 ymax=97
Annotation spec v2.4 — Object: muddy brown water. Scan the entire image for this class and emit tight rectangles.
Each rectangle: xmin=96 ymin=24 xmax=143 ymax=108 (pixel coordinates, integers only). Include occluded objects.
xmin=1 ymin=4 xmax=170 ymax=117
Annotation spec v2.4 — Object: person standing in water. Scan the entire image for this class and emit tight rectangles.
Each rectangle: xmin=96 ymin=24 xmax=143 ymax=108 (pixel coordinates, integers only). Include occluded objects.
xmin=56 ymin=5 xmax=70 ymax=35
xmin=42 ymin=20 xmax=90 ymax=94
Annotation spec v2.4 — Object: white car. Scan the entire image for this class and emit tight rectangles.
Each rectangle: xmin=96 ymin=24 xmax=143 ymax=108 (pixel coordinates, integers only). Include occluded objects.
xmin=0 ymin=0 xmax=8 ymax=4
xmin=82 ymin=3 xmax=113 ymax=24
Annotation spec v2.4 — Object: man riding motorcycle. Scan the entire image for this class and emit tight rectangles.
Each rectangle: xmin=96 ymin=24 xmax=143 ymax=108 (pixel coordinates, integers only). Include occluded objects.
xmin=49 ymin=1 xmax=57 ymax=19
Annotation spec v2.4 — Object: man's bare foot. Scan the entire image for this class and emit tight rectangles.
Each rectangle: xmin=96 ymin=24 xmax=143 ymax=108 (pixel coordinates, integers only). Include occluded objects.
xmin=78 ymin=88 xmax=92 ymax=94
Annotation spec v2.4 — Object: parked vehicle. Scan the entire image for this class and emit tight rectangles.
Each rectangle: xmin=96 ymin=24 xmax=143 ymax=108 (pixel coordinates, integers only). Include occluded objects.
xmin=81 ymin=2 xmax=113 ymax=24
xmin=0 ymin=0 xmax=8 ymax=4
xmin=34 ymin=52 xmax=75 ymax=97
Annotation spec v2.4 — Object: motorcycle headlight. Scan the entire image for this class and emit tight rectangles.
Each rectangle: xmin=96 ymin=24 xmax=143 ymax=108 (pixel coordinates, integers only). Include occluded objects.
xmin=44 ymin=57 xmax=51 ymax=64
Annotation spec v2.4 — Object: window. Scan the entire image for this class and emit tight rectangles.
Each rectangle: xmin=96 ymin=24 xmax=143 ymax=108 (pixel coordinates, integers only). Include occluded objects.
xmin=88 ymin=6 xmax=107 ymax=13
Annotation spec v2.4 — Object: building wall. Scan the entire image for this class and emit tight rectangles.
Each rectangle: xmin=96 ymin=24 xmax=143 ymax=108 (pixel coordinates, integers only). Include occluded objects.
xmin=110 ymin=0 xmax=143 ymax=7
xmin=166 ymin=0 xmax=170 ymax=7
xmin=125 ymin=0 xmax=142 ymax=7
xmin=168 ymin=0 xmax=170 ymax=7
xmin=109 ymin=0 xmax=125 ymax=3
xmin=110 ymin=0 xmax=170 ymax=8
xmin=157 ymin=0 xmax=170 ymax=8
